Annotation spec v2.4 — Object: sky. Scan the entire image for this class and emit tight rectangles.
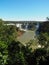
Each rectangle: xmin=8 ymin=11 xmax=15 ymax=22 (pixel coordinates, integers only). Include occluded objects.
xmin=0 ymin=0 xmax=49 ymax=21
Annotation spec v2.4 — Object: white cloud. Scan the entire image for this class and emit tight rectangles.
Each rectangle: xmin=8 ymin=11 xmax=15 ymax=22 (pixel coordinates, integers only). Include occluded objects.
xmin=3 ymin=16 xmax=46 ymax=21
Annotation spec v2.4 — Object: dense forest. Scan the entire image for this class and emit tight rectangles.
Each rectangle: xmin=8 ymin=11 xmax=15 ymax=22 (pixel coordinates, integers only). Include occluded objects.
xmin=0 ymin=19 xmax=49 ymax=65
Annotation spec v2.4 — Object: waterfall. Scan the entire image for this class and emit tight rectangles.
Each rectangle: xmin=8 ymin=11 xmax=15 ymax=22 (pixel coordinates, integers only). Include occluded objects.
xmin=25 ymin=23 xmax=28 ymax=30
xmin=36 ymin=22 xmax=40 ymax=35
xmin=36 ymin=22 xmax=39 ymax=30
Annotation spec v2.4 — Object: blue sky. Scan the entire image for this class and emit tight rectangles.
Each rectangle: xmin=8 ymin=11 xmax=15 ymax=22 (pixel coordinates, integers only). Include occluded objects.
xmin=0 ymin=0 xmax=49 ymax=21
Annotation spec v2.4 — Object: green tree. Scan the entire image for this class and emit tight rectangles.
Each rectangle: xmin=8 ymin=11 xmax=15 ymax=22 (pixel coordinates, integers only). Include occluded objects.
xmin=38 ymin=21 xmax=49 ymax=48
xmin=7 ymin=41 xmax=27 ymax=65
xmin=0 ymin=19 xmax=17 ymax=65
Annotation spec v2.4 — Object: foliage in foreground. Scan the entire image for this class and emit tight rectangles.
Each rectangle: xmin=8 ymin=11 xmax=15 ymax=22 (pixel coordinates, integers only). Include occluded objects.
xmin=0 ymin=19 xmax=49 ymax=65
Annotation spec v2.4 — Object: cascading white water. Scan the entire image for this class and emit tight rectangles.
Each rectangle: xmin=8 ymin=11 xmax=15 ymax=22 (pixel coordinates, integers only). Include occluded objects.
xmin=36 ymin=22 xmax=39 ymax=35
xmin=36 ymin=22 xmax=39 ymax=30
xmin=25 ymin=23 xmax=28 ymax=31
